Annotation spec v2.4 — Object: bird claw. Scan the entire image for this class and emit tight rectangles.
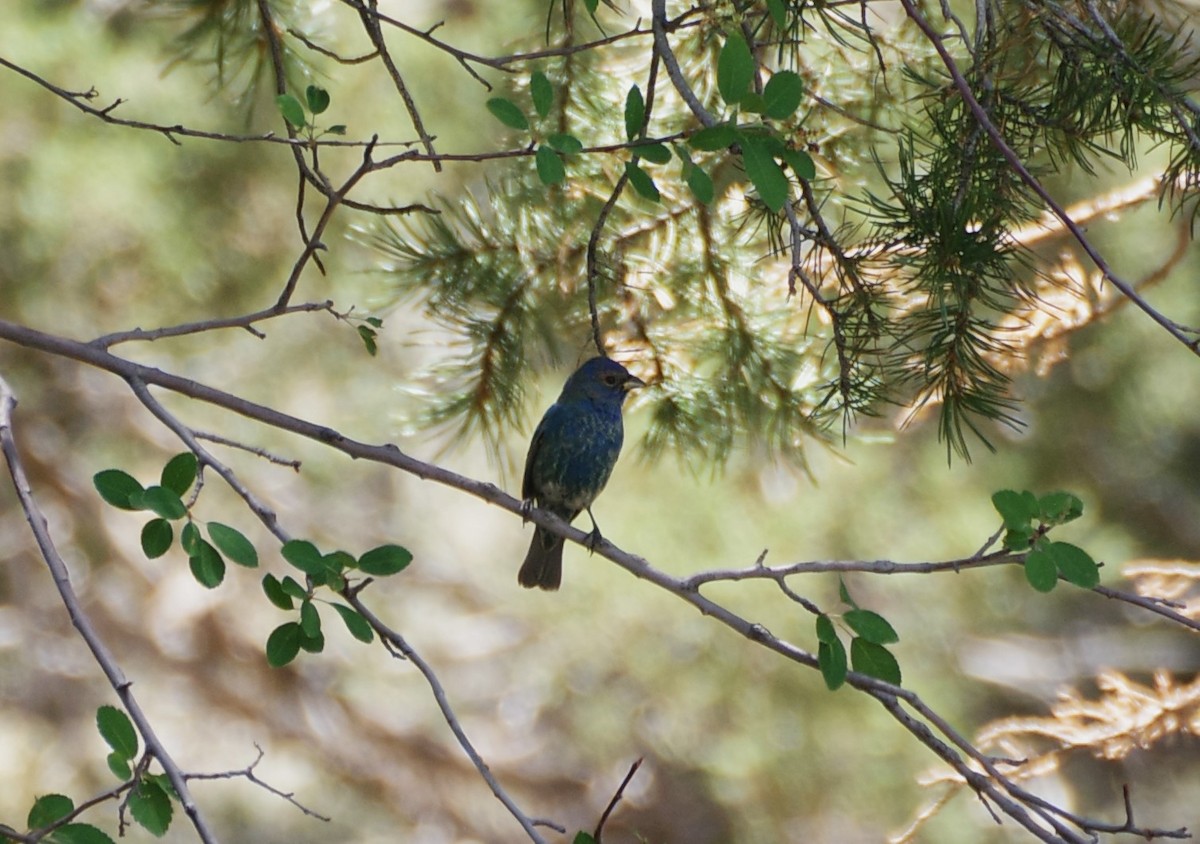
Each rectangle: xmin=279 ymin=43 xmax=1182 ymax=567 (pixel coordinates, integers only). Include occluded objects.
xmin=520 ymin=498 xmax=533 ymax=524
xmin=584 ymin=526 xmax=603 ymax=554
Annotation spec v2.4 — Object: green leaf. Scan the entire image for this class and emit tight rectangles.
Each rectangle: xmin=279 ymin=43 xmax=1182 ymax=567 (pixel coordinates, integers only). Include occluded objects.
xmin=358 ymin=544 xmax=414 ymax=576
xmin=739 ymin=92 xmax=767 ymax=114
xmin=572 ymin=833 xmax=598 ymax=844
xmin=546 ymin=133 xmax=583 ymax=154
xmin=106 ymin=751 xmax=131 ymax=780
xmin=144 ymin=773 xmax=177 ymax=801
xmin=323 ymin=550 xmax=356 ymax=574
xmin=1038 ymin=491 xmax=1084 ymax=525
xmin=180 ymin=521 xmax=200 ymax=555
xmin=47 ymin=823 xmax=116 ymax=844
xmin=326 ymin=124 xmax=347 ymax=135
xmin=818 ymin=638 xmax=847 ymax=690
xmin=140 ymin=519 xmax=173 ymax=559
xmin=1048 ymin=541 xmax=1100 ymax=588
xmin=782 ymin=148 xmax=816 ymax=180
xmin=280 ymin=575 xmax=308 ymax=600
xmin=763 ymin=70 xmax=804 ymax=120
xmin=1024 ymin=547 xmax=1058 ymax=592
xmin=93 ymin=469 xmax=144 ymax=510
xmin=717 ymin=31 xmax=755 ymax=105
xmin=486 ymin=97 xmax=529 ymax=131
xmin=634 ymin=142 xmax=672 ymax=164
xmin=838 ymin=577 xmax=855 ymax=607
xmin=189 ymin=540 xmax=226 ymax=589
xmin=299 ymin=600 xmax=321 ymax=638
xmin=266 ymin=622 xmax=302 ymax=667
xmin=261 ymin=573 xmax=294 ymax=610
xmin=843 ymin=609 xmax=899 ymax=645
xmin=305 ymin=84 xmax=330 ymax=115
xmin=97 ymin=705 xmax=138 ymax=760
xmin=275 ymin=93 xmax=307 ymax=129
xmin=134 ymin=486 xmax=187 ymax=521
xmin=740 ymin=135 xmax=789 ymax=212
xmin=129 ymin=779 xmax=172 ymax=837
xmin=535 ymin=145 xmax=566 ymax=185
xmin=684 ymin=163 xmax=715 ymax=204
xmin=364 ymin=316 xmax=384 ymax=328
xmin=815 ymin=613 xmax=838 ymax=643
xmin=299 ymin=625 xmax=325 ymax=654
xmin=850 ymin=639 xmax=902 ymax=685
xmin=766 ymin=0 xmax=788 ymax=28
xmin=530 ymin=71 xmax=553 ymax=118
xmin=333 ymin=604 xmax=375 ymax=643
xmin=282 ymin=539 xmax=326 ymax=575
xmin=159 ymin=453 xmax=197 ymax=497
xmin=1003 ymin=524 xmax=1036 ymax=550
xmin=582 ymin=0 xmax=598 ymax=12
xmin=208 ymin=522 xmax=258 ymax=568
xmin=28 ymin=794 xmax=74 ymax=829
xmin=688 ymin=123 xmax=739 ymax=151
xmin=625 ymin=161 xmax=660 ymax=202
xmin=357 ymin=325 xmax=378 ymax=356
xmin=992 ymin=489 xmax=1035 ymax=528
xmin=624 ymin=84 xmax=645 ymax=140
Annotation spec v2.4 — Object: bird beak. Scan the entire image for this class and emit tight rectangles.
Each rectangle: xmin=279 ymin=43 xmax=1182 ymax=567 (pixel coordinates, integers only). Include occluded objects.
xmin=622 ymin=374 xmax=645 ymax=392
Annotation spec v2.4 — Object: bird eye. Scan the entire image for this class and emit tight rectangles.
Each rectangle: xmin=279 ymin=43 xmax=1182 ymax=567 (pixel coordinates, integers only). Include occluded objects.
xmin=602 ymin=374 xmax=618 ymax=385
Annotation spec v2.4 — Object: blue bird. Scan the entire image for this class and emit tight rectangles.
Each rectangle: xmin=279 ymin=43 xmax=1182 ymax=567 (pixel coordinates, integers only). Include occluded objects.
xmin=518 ymin=357 xmax=644 ymax=590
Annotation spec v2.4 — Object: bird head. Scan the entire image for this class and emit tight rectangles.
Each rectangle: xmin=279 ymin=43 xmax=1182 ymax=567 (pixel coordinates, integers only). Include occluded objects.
xmin=561 ymin=357 xmax=644 ymax=404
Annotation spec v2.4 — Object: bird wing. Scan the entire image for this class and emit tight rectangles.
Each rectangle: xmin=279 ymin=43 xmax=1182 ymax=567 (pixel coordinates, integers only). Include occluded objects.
xmin=521 ymin=402 xmax=558 ymax=500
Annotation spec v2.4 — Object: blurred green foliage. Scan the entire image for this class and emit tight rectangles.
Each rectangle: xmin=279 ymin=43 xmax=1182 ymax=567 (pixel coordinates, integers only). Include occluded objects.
xmin=0 ymin=0 xmax=1199 ymax=842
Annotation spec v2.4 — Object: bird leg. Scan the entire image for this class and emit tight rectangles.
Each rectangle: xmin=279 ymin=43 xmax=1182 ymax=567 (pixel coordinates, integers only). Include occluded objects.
xmin=583 ymin=506 xmax=604 ymax=552
xmin=520 ymin=498 xmax=534 ymax=524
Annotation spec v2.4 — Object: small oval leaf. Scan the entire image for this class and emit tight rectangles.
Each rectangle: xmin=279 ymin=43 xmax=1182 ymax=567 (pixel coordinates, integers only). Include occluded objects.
xmin=634 ymin=142 xmax=672 ymax=164
xmin=93 ymin=469 xmax=144 ymax=511
xmin=275 ymin=93 xmax=307 ymax=129
xmin=1024 ymin=547 xmax=1059 ymax=592
xmin=358 ymin=544 xmax=414 ymax=576
xmin=530 ymin=71 xmax=553 ymax=118
xmin=763 ymin=70 xmax=804 ymax=120
xmin=850 ymin=638 xmax=902 ymax=685
xmin=261 ymin=573 xmax=294 ymax=611
xmin=282 ymin=539 xmax=326 ymax=575
xmin=843 ymin=609 xmax=899 ymax=644
xmin=137 ymin=486 xmax=188 ymax=521
xmin=535 ymin=145 xmax=566 ymax=185
xmin=625 ymin=161 xmax=660 ymax=202
xmin=97 ymin=705 xmax=138 ymax=760
xmin=28 ymin=793 xmax=75 ymax=829
xmin=208 ymin=522 xmax=258 ymax=568
xmin=818 ymin=638 xmax=847 ymax=690
xmin=266 ymin=622 xmax=302 ymax=667
xmin=333 ymin=604 xmax=375 ymax=643
xmin=128 ymin=779 xmax=172 ymax=836
xmin=717 ymin=32 xmax=755 ymax=105
xmin=305 ymin=84 xmax=331 ymax=115
xmin=486 ymin=97 xmax=529 ymax=131
xmin=688 ymin=123 xmax=738 ymax=151
xmin=160 ymin=452 xmax=197 ymax=497
xmin=547 ymin=132 xmax=584 ymax=154
xmin=740 ymin=136 xmax=789 ymax=212
xmin=1049 ymin=541 xmax=1099 ymax=588
xmin=140 ymin=519 xmax=173 ymax=559
xmin=189 ymin=540 xmax=226 ymax=589
xmin=624 ymin=84 xmax=645 ymax=140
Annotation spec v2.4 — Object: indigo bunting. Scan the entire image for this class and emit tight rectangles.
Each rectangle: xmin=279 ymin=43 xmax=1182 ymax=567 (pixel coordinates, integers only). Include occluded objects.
xmin=518 ymin=357 xmax=644 ymax=590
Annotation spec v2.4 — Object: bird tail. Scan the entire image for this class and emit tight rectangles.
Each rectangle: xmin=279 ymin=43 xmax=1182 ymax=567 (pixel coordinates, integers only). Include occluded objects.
xmin=518 ymin=527 xmax=564 ymax=590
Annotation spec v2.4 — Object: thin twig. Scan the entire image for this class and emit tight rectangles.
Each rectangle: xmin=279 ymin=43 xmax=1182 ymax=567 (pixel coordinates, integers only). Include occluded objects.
xmin=343 ymin=592 xmax=549 ymax=843
xmin=593 ymin=758 xmax=642 ymax=842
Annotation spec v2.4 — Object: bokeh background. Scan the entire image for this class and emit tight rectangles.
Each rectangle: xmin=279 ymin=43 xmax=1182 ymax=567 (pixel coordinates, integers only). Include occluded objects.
xmin=2 ymin=1 xmax=1199 ymax=842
